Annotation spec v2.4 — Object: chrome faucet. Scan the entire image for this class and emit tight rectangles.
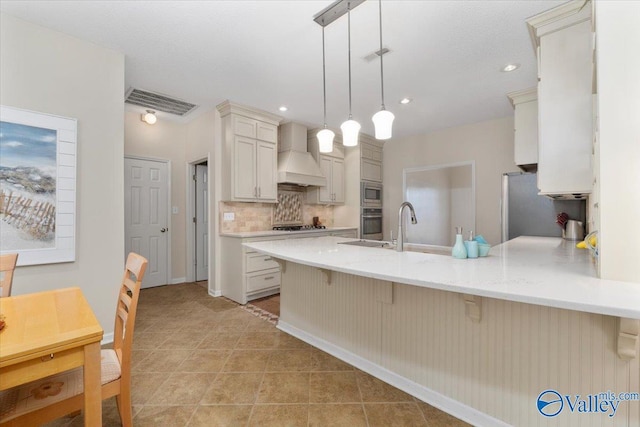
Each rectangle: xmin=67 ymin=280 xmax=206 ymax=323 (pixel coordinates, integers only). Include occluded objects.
xmin=397 ymin=201 xmax=417 ymax=252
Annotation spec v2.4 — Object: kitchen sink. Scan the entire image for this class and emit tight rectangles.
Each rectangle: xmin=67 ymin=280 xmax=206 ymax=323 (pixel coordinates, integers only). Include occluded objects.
xmin=339 ymin=240 xmax=450 ymax=255
xmin=338 ymin=240 xmax=393 ymax=248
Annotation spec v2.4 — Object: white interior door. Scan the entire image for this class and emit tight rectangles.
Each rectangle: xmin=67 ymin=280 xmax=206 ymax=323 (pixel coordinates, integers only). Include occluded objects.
xmin=124 ymin=157 xmax=169 ymax=288
xmin=195 ymin=164 xmax=208 ymax=282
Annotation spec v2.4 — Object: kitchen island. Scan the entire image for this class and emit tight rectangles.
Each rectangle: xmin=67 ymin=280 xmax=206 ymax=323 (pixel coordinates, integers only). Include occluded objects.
xmin=244 ymin=236 xmax=640 ymax=426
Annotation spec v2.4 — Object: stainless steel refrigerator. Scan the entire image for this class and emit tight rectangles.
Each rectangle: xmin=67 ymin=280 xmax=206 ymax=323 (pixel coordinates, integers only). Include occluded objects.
xmin=501 ymin=172 xmax=586 ymax=242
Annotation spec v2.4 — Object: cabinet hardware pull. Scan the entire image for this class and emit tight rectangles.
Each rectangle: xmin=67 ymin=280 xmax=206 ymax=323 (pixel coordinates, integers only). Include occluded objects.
xmin=41 ymin=354 xmax=55 ymax=362
xmin=264 ymin=276 xmax=274 ymax=280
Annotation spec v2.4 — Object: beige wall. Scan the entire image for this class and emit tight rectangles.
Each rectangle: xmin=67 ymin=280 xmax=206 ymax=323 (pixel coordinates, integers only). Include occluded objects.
xmin=383 ymin=117 xmax=518 ymax=246
xmin=595 ymin=1 xmax=640 ymax=283
xmin=0 ymin=14 xmax=125 ymax=337
xmin=124 ymin=112 xmax=188 ymax=281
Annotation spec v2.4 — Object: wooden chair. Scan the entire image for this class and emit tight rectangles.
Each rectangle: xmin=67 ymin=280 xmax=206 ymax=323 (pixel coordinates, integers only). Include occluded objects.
xmin=0 ymin=252 xmax=148 ymax=427
xmin=0 ymin=253 xmax=18 ymax=298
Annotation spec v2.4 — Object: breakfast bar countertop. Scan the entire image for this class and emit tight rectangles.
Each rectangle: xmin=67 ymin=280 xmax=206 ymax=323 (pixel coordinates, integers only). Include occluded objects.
xmin=244 ymin=235 xmax=640 ymax=319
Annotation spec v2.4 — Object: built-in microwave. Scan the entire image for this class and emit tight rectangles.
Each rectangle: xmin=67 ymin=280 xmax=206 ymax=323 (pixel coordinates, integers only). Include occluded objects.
xmin=361 ymin=181 xmax=382 ymax=208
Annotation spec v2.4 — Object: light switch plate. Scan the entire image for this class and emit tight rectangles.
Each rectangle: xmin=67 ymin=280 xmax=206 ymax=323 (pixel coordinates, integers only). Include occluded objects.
xmin=223 ymin=212 xmax=235 ymax=221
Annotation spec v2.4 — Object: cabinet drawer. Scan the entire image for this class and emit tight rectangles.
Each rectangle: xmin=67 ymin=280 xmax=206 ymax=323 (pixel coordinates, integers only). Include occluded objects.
xmin=246 ymin=252 xmax=279 ymax=273
xmin=257 ymin=122 xmax=277 ymax=143
xmin=234 ymin=116 xmax=257 ymax=138
xmin=246 ymin=271 xmax=281 ymax=293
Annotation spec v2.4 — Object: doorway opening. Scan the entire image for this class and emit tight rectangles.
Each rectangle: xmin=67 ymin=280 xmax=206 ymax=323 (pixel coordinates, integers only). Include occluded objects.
xmin=186 ymin=158 xmax=211 ymax=290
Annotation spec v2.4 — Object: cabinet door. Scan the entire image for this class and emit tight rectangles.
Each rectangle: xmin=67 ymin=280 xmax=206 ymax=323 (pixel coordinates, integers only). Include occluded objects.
xmin=514 ymin=100 xmax=538 ymax=166
xmin=361 ymin=159 xmax=382 ymax=182
xmin=234 ymin=136 xmax=257 ymax=200
xmin=318 ymin=156 xmax=333 ymax=203
xmin=233 ymin=116 xmax=257 ymax=138
xmin=332 ymin=158 xmax=345 ymax=203
xmin=256 ymin=141 xmax=277 ymax=201
xmin=538 ymin=20 xmax=592 ymax=195
xmin=257 ymin=122 xmax=277 ymax=143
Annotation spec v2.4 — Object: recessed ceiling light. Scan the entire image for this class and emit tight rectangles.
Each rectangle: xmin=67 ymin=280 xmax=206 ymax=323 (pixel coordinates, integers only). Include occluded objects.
xmin=399 ymin=98 xmax=412 ymax=105
xmin=501 ymin=63 xmax=520 ymax=72
xmin=279 ymin=106 xmax=288 ymax=112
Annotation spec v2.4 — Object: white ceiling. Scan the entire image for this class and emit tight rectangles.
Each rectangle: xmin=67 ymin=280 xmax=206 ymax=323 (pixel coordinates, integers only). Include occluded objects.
xmin=0 ymin=0 xmax=566 ymax=139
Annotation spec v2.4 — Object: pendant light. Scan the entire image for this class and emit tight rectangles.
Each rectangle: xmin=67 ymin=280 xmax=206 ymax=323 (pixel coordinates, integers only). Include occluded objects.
xmin=371 ymin=0 xmax=394 ymax=140
xmin=317 ymin=25 xmax=334 ymax=153
xmin=340 ymin=4 xmax=360 ymax=147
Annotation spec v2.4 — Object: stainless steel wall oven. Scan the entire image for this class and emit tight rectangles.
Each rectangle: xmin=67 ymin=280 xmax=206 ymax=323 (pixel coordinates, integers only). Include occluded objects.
xmin=361 ymin=208 xmax=383 ymax=240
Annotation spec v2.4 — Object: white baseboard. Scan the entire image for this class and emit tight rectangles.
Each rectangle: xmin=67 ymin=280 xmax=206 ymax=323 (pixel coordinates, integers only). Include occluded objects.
xmin=170 ymin=277 xmax=186 ymax=285
xmin=209 ymin=289 xmax=222 ymax=297
xmin=101 ymin=332 xmax=114 ymax=346
xmin=277 ymin=320 xmax=509 ymax=427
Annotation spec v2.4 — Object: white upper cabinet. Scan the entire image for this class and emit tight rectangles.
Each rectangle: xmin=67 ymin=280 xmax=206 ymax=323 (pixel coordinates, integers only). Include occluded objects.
xmin=527 ymin=2 xmax=593 ymax=198
xmin=307 ymin=131 xmax=346 ymax=205
xmin=217 ymin=101 xmax=282 ymax=202
xmin=507 ymin=88 xmax=538 ymax=171
xmin=359 ymin=135 xmax=383 ymax=183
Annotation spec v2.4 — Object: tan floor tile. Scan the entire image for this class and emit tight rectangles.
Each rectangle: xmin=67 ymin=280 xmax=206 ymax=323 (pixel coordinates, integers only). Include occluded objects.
xmin=201 ymin=373 xmax=263 ymax=404
xmin=132 ymin=332 xmax=170 ymax=350
xmin=248 ymin=404 xmax=308 ymax=427
xmin=223 ymin=349 xmax=271 ymax=372
xmin=133 ymin=405 xmax=196 ymax=427
xmin=417 ymin=401 xmax=472 ymax=426
xmin=179 ymin=349 xmax=232 ymax=372
xmin=275 ymin=331 xmax=311 ymax=349
xmin=198 ymin=332 xmax=242 ymax=350
xmin=237 ymin=331 xmax=279 ymax=349
xmin=364 ymin=403 xmax=428 ymax=427
xmin=310 ymin=349 xmax=354 ymax=371
xmin=188 ymin=405 xmax=252 ymax=427
xmin=214 ymin=317 xmax=251 ymax=332
xmin=308 ymin=403 xmax=368 ymax=427
xmin=245 ymin=315 xmax=278 ymax=331
xmin=309 ymin=372 xmax=361 ymax=403
xmin=266 ymin=349 xmax=311 ymax=371
xmin=132 ymin=349 xmax=192 ymax=373
xmin=159 ymin=330 xmax=209 ymax=349
xmin=146 ymin=372 xmax=216 ymax=404
xmin=131 ymin=372 xmax=170 ymax=404
xmin=356 ymin=371 xmax=414 ymax=402
xmin=257 ymin=372 xmax=310 ymax=403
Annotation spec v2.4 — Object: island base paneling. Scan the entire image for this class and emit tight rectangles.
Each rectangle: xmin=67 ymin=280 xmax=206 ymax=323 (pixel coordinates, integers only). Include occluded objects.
xmin=278 ymin=262 xmax=640 ymax=427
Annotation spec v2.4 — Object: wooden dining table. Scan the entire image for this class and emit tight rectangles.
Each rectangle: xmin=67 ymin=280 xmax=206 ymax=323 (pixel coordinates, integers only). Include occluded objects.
xmin=0 ymin=287 xmax=103 ymax=426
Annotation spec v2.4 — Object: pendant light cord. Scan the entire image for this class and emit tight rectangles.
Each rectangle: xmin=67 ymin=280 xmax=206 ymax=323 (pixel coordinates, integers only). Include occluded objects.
xmin=347 ymin=5 xmax=353 ymax=120
xmin=322 ymin=25 xmax=328 ymax=128
xmin=378 ymin=0 xmax=386 ymax=110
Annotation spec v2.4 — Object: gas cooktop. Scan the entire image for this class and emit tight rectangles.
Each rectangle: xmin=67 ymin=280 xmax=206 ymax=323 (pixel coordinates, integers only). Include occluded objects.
xmin=272 ymin=225 xmax=326 ymax=231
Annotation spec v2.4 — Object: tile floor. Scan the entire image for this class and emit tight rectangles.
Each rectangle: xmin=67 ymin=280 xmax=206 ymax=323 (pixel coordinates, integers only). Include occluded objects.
xmin=46 ymin=282 xmax=470 ymax=426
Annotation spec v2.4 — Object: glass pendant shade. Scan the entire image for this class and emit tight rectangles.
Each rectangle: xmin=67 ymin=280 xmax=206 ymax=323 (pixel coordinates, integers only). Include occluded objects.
xmin=340 ymin=119 xmax=361 ymax=147
xmin=372 ymin=109 xmax=395 ymax=140
xmin=317 ymin=128 xmax=335 ymax=153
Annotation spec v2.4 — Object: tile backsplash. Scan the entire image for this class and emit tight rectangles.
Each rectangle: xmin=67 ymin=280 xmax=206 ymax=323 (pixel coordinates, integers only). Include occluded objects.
xmin=219 ymin=193 xmax=334 ymax=233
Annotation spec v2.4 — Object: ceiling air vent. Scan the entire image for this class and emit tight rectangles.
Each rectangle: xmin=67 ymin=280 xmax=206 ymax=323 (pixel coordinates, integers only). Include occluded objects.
xmin=125 ymin=88 xmax=197 ymax=116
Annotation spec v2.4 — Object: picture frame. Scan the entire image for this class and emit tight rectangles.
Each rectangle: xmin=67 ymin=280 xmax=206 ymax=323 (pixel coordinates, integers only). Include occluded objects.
xmin=0 ymin=105 xmax=77 ymax=266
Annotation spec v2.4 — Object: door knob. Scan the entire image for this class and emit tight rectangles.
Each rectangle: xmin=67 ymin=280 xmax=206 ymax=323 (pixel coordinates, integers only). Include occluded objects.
xmin=160 ymin=228 xmax=167 ymax=233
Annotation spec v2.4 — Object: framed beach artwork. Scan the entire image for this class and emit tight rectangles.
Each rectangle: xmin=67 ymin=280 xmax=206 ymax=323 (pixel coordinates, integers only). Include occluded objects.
xmin=0 ymin=105 xmax=77 ymax=266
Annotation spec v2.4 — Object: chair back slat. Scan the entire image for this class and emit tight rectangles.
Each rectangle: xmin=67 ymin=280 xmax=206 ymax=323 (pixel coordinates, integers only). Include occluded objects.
xmin=0 ymin=253 xmax=18 ymax=298
xmin=112 ymin=253 xmax=148 ymax=375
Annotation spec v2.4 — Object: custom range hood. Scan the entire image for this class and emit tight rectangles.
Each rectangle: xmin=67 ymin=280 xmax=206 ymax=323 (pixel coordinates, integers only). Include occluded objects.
xmin=277 ymin=122 xmax=327 ymax=187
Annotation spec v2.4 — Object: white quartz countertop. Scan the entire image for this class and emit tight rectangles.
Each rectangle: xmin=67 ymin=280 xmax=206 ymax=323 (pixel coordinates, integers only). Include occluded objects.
xmin=244 ymin=236 xmax=640 ymax=319
xmin=220 ymin=227 xmax=357 ymax=238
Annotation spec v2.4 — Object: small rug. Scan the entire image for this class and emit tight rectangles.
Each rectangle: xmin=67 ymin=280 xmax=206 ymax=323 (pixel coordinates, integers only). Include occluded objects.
xmin=242 ymin=294 xmax=280 ymax=325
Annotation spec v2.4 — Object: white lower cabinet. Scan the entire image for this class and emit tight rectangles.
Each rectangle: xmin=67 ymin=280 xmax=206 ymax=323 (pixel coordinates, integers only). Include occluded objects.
xmin=221 ymin=230 xmax=356 ymax=304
